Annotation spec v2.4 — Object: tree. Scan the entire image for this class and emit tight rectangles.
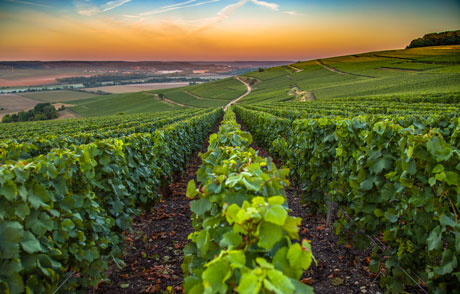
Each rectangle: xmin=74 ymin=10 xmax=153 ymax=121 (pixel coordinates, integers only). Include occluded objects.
xmin=2 ymin=114 xmax=12 ymax=123
xmin=18 ymin=111 xmax=30 ymax=122
xmin=406 ymin=30 xmax=460 ymax=48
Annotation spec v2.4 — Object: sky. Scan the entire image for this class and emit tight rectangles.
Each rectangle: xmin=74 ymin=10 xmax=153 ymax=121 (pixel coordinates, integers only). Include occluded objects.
xmin=0 ymin=0 xmax=459 ymax=61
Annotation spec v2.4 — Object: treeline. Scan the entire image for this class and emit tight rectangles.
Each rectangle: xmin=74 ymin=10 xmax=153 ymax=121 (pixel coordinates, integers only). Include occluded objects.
xmin=2 ymin=103 xmax=59 ymax=123
xmin=57 ymin=74 xmax=151 ymax=86
xmin=406 ymin=30 xmax=460 ymax=48
xmin=57 ymin=74 xmax=214 ymax=87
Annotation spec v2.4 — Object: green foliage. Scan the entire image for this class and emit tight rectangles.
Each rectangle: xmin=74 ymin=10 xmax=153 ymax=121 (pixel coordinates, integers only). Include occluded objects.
xmin=182 ymin=110 xmax=314 ymax=294
xmin=0 ymin=108 xmax=223 ymax=293
xmin=0 ymin=109 xmax=211 ymax=162
xmin=2 ymin=114 xmax=12 ymax=123
xmin=69 ymin=91 xmax=180 ymax=116
xmin=2 ymin=103 xmax=58 ymax=123
xmin=188 ymin=77 xmax=247 ymax=100
xmin=407 ymin=30 xmax=460 ymax=49
xmin=235 ymin=104 xmax=460 ymax=294
xmin=19 ymin=90 xmax=100 ymax=103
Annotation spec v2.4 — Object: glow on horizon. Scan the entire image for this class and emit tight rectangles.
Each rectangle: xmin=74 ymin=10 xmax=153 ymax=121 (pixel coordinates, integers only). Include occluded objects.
xmin=0 ymin=0 xmax=459 ymax=61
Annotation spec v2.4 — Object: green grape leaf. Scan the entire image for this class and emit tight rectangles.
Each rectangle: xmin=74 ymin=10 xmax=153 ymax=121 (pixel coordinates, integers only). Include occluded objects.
xmin=202 ymin=259 xmax=230 ymax=294
xmin=237 ymin=271 xmax=260 ymax=294
xmin=0 ymin=180 xmax=18 ymax=201
xmin=265 ymin=204 xmax=287 ymax=225
xmin=258 ymin=221 xmax=282 ymax=250
xmin=21 ymin=231 xmax=42 ymax=254
xmin=190 ymin=198 xmax=212 ymax=217
xmin=0 ymin=222 xmax=24 ymax=259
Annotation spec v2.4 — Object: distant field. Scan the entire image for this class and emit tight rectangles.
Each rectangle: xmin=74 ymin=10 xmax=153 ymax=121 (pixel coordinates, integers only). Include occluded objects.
xmin=19 ymin=90 xmax=99 ymax=102
xmin=85 ymin=82 xmax=190 ymax=94
xmin=0 ymin=69 xmax=90 ymax=86
xmin=0 ymin=94 xmax=40 ymax=119
xmin=37 ymin=45 xmax=460 ymax=116
xmin=69 ymin=92 xmax=180 ymax=116
xmin=239 ymin=45 xmax=460 ymax=103
xmin=154 ymin=87 xmax=228 ymax=108
xmin=187 ymin=78 xmax=246 ymax=100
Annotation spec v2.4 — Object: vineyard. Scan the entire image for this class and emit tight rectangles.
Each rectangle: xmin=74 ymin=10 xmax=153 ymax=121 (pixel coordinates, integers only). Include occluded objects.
xmin=234 ymin=95 xmax=460 ymax=294
xmin=0 ymin=46 xmax=460 ymax=294
xmin=0 ymin=108 xmax=223 ymax=293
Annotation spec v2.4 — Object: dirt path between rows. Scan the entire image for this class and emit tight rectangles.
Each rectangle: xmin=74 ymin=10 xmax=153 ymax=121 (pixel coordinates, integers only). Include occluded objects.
xmin=316 ymin=60 xmax=348 ymax=75
xmin=89 ymin=119 xmax=221 ymax=294
xmin=234 ymin=117 xmax=387 ymax=294
xmin=183 ymin=90 xmax=228 ymax=101
xmin=289 ymin=64 xmax=303 ymax=73
xmin=144 ymin=92 xmax=188 ymax=107
xmin=223 ymin=77 xmax=252 ymax=111
xmin=316 ymin=60 xmax=375 ymax=78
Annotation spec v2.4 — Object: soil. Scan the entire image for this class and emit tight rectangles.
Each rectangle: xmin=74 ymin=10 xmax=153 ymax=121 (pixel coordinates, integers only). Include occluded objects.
xmin=89 ymin=119 xmax=221 ymax=294
xmin=89 ymin=149 xmax=199 ymax=294
xmin=240 ymin=117 xmax=425 ymax=294
xmin=87 ymin=116 xmax=422 ymax=294
xmin=249 ymin=142 xmax=384 ymax=294
xmin=85 ymin=83 xmax=190 ymax=94
xmin=56 ymin=109 xmax=78 ymax=120
xmin=0 ymin=74 xmax=91 ymax=87
xmin=0 ymin=94 xmax=40 ymax=119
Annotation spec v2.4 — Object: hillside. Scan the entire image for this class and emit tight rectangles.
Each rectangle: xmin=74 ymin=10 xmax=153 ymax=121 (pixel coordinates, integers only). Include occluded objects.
xmin=67 ymin=45 xmax=460 ymax=116
xmin=1 ymin=45 xmax=460 ymax=294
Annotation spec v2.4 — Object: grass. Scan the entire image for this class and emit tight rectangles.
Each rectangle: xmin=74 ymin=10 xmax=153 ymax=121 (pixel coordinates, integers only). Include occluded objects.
xmin=155 ymin=87 xmax=228 ymax=108
xmin=66 ymin=77 xmax=247 ymax=116
xmin=244 ymin=67 xmax=289 ymax=81
xmin=239 ymin=75 xmax=294 ymax=104
xmin=187 ymin=78 xmax=246 ymax=100
xmin=314 ymin=73 xmax=460 ymax=99
xmin=69 ymin=92 xmax=180 ymax=116
xmin=53 ymin=45 xmax=460 ymax=116
xmin=371 ymin=45 xmax=460 ymax=63
xmin=19 ymin=90 xmax=99 ymax=103
xmin=239 ymin=45 xmax=460 ymax=103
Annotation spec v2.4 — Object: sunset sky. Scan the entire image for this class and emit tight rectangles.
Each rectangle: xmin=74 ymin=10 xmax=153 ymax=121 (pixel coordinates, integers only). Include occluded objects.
xmin=0 ymin=0 xmax=459 ymax=61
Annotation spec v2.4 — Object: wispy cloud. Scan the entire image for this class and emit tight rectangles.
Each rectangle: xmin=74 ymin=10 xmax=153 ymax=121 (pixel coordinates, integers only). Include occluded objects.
xmin=196 ymin=0 xmax=283 ymax=31
xmin=251 ymin=0 xmax=279 ymax=11
xmin=122 ymin=0 xmax=297 ymax=32
xmin=284 ymin=11 xmax=300 ymax=16
xmin=197 ymin=0 xmax=248 ymax=30
xmin=7 ymin=0 xmax=51 ymax=8
xmin=140 ymin=0 xmax=220 ymax=16
xmin=163 ymin=0 xmax=199 ymax=9
xmin=101 ymin=0 xmax=131 ymax=12
xmin=76 ymin=0 xmax=131 ymax=16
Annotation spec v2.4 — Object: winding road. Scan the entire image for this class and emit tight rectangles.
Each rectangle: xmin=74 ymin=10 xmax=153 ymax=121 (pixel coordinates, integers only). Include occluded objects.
xmin=224 ymin=77 xmax=252 ymax=111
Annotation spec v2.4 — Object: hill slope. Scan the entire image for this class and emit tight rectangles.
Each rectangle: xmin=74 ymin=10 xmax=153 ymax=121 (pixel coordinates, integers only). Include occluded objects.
xmin=69 ymin=45 xmax=460 ymax=116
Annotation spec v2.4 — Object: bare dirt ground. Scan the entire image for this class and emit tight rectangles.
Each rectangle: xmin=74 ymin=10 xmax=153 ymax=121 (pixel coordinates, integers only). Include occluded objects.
xmin=85 ymin=83 xmax=190 ymax=94
xmin=0 ymin=96 xmax=77 ymax=120
xmin=0 ymin=94 xmax=40 ymax=119
xmin=0 ymin=74 xmax=90 ymax=87
xmin=56 ymin=109 xmax=78 ymax=120
xmin=52 ymin=103 xmax=75 ymax=110
xmin=289 ymin=64 xmax=303 ymax=72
